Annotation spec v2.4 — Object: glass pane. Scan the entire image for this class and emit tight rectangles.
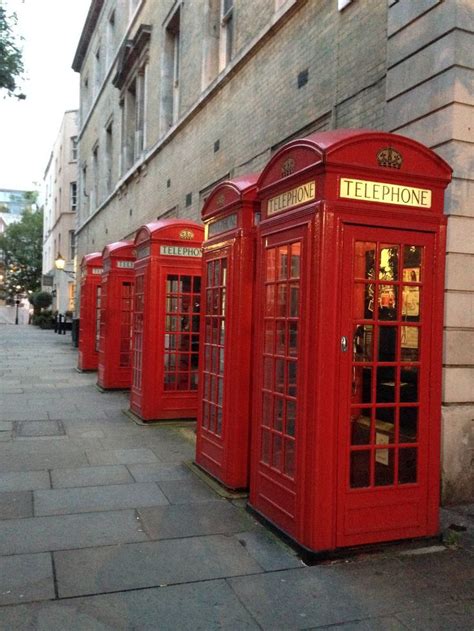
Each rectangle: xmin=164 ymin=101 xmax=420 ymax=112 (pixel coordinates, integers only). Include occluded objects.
xmin=376 ymin=367 xmax=396 ymax=402
xmin=375 ymin=407 xmax=395 ymax=443
xmin=353 ymin=283 xmax=375 ymax=320
xmin=213 ymin=260 xmax=220 ymax=286
xmin=403 ymin=245 xmax=422 ymax=282
xmin=400 ymin=367 xmax=418 ymax=403
xmin=400 ymin=326 xmax=419 ymax=361
xmin=164 ymin=373 xmax=176 ymax=390
xmin=275 ymin=358 xmax=285 ymax=393
xmin=379 ymin=246 xmax=399 ymax=281
xmin=353 ymin=325 xmax=373 ymax=362
xmin=219 ymin=348 xmax=224 ymax=372
xmin=193 ymin=276 xmax=201 ymax=293
xmin=290 ymin=243 xmax=300 ymax=278
xmin=275 ymin=321 xmax=285 ymax=354
xmin=399 ymin=407 xmax=418 ymax=443
xmin=182 ymin=276 xmax=192 ymax=293
xmin=283 ymin=439 xmax=295 ymax=478
xmin=266 ymin=249 xmax=276 ymax=282
xmin=216 ymin=408 xmax=223 ymax=435
xmin=166 ymin=297 xmax=178 ymax=313
xmin=272 ymin=434 xmax=282 ymax=469
xmin=402 ymin=286 xmax=420 ymax=321
xmin=351 ymin=413 xmax=371 ymax=445
xmin=289 ymin=284 xmax=299 ymax=317
xmin=219 ymin=321 xmax=225 ymax=345
xmin=167 ymin=275 xmax=179 ymax=292
xmin=354 ymin=242 xmax=376 ymax=280
xmin=192 ymin=316 xmax=200 ymax=332
xmin=264 ymin=321 xmax=274 ymax=353
xmin=278 ymin=285 xmax=287 ymax=317
xmin=286 ymin=400 xmax=296 ymax=436
xmin=288 ymin=360 xmax=297 ymax=397
xmin=261 ymin=430 xmax=271 ymax=464
xmin=274 ymin=397 xmax=284 ymax=431
xmin=180 ymin=335 xmax=190 ymax=351
xmin=399 ymin=448 xmax=417 ymax=484
xmin=288 ymin=322 xmax=298 ymax=356
xmin=350 ymin=450 xmax=370 ymax=488
xmin=263 ymin=357 xmax=273 ymax=390
xmin=190 ymin=372 xmax=198 ymax=390
xmin=379 ymin=285 xmax=398 ymax=316
xmin=278 ymin=247 xmax=288 ymax=280
xmin=374 ymin=447 xmax=394 ymax=486
xmin=262 ymin=393 xmax=272 ymax=427
xmin=352 ymin=366 xmax=372 ymax=404
xmin=265 ymin=285 xmax=275 ymax=317
xmin=378 ymin=326 xmax=397 ymax=362
xmin=217 ymin=377 xmax=224 ymax=405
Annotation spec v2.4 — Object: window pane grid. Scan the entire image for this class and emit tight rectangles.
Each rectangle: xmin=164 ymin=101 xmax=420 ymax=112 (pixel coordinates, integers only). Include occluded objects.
xmin=260 ymin=242 xmax=300 ymax=480
xmin=350 ymin=241 xmax=423 ymax=489
xmin=202 ymin=258 xmax=227 ymax=436
xmin=119 ymin=281 xmax=134 ymax=367
xmin=95 ymin=286 xmax=102 ymax=352
xmin=164 ymin=273 xmax=201 ymax=392
xmin=132 ymin=274 xmax=144 ymax=389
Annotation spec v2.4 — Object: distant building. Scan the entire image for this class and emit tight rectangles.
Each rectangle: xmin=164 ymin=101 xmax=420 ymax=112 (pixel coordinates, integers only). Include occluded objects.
xmin=72 ymin=1 xmax=473 ymax=503
xmin=42 ymin=110 xmax=79 ymax=314
xmin=0 ymin=189 xmax=33 ymax=215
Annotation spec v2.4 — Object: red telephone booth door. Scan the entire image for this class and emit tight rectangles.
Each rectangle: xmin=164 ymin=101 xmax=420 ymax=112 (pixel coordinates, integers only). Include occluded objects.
xmin=337 ymin=225 xmax=437 ymax=547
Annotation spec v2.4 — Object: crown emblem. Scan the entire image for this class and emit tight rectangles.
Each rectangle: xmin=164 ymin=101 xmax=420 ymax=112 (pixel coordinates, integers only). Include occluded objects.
xmin=282 ymin=157 xmax=295 ymax=177
xmin=179 ymin=229 xmax=194 ymax=240
xmin=377 ymin=147 xmax=402 ymax=169
xmin=216 ymin=193 xmax=225 ymax=208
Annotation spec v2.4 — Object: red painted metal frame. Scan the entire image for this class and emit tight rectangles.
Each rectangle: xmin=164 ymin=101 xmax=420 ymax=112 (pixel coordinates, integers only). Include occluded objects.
xmin=97 ymin=241 xmax=136 ymax=390
xmin=78 ymin=252 xmax=103 ymax=371
xmin=195 ymin=174 xmax=260 ymax=490
xmin=249 ymin=129 xmax=452 ymax=553
xmin=129 ymin=219 xmax=204 ymax=422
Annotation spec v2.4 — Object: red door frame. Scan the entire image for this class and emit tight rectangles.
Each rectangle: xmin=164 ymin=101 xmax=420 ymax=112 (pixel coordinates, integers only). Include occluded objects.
xmin=129 ymin=219 xmax=204 ymax=422
xmin=196 ymin=175 xmax=259 ymax=490
xmin=249 ymin=129 xmax=451 ymax=553
xmin=97 ymin=241 xmax=135 ymax=390
xmin=78 ymin=252 xmax=103 ymax=372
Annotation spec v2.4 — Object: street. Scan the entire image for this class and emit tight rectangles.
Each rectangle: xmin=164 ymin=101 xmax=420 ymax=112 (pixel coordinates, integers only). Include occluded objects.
xmin=0 ymin=323 xmax=472 ymax=630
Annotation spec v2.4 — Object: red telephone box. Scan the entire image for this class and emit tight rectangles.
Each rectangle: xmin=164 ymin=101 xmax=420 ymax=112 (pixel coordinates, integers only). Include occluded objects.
xmin=195 ymin=174 xmax=259 ymax=490
xmin=249 ymin=129 xmax=452 ymax=553
xmin=78 ymin=252 xmax=103 ymax=372
xmin=97 ymin=241 xmax=135 ymax=390
xmin=130 ymin=219 xmax=204 ymax=421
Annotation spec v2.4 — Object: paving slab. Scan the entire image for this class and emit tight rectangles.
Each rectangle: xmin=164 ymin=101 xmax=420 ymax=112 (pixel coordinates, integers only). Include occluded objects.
xmin=127 ymin=462 xmax=193 ymax=482
xmin=0 ymin=491 xmax=33 ymax=519
xmin=395 ymin=599 xmax=474 ymax=631
xmin=15 ymin=420 xmax=65 ymax=438
xmin=157 ymin=478 xmax=222 ymax=504
xmin=138 ymin=500 xmax=259 ymax=539
xmin=34 ymin=482 xmax=169 ymax=516
xmin=0 ymin=450 xmax=89 ymax=473
xmin=0 ymin=422 xmax=13 ymax=431
xmin=54 ymin=534 xmax=262 ymax=597
xmin=50 ymin=465 xmax=134 ymax=489
xmin=232 ymin=529 xmax=303 ymax=572
xmin=0 ymin=553 xmax=55 ymax=606
xmin=0 ymin=509 xmax=148 ymax=555
xmin=86 ymin=448 xmax=159 ymax=465
xmin=0 ymin=579 xmax=259 ymax=630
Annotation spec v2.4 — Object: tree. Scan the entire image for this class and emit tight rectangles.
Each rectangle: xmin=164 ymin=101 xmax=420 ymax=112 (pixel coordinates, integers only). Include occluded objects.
xmin=0 ymin=194 xmax=43 ymax=297
xmin=0 ymin=6 xmax=25 ymax=99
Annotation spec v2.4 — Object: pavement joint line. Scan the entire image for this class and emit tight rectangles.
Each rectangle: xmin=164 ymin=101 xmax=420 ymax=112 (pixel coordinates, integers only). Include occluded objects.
xmin=50 ymin=551 xmax=60 ymax=600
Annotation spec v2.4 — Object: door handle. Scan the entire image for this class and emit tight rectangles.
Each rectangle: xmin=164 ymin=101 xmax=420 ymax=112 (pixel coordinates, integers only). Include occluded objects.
xmin=340 ymin=336 xmax=349 ymax=352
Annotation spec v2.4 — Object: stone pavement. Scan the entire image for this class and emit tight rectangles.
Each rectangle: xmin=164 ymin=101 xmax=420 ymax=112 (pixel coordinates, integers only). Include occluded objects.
xmin=0 ymin=325 xmax=473 ymax=630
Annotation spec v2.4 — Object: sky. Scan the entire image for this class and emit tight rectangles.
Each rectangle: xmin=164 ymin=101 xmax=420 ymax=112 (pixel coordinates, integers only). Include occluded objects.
xmin=0 ymin=0 xmax=91 ymax=192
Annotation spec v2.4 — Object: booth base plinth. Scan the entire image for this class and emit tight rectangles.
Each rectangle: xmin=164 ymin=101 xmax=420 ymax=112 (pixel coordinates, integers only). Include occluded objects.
xmin=122 ymin=408 xmax=196 ymax=427
xmin=96 ymin=384 xmax=130 ymax=393
xmin=186 ymin=461 xmax=249 ymax=499
xmin=246 ymin=504 xmax=441 ymax=565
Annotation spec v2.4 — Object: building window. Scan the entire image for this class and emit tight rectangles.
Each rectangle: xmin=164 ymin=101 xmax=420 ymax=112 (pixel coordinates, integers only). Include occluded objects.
xmin=92 ymin=145 xmax=99 ymax=210
xmin=113 ymin=25 xmax=151 ymax=173
xmin=94 ymin=46 xmax=103 ymax=96
xmin=105 ymin=120 xmax=113 ymax=194
xmin=81 ymin=164 xmax=88 ymax=216
xmin=106 ymin=10 xmax=116 ymax=68
xmin=219 ymin=0 xmax=234 ymax=71
xmin=161 ymin=7 xmax=181 ymax=133
xmin=70 ymin=182 xmax=77 ymax=211
xmin=71 ymin=136 xmax=78 ymax=161
xmin=69 ymin=230 xmax=76 ymax=261
xmin=201 ymin=0 xmax=220 ymax=88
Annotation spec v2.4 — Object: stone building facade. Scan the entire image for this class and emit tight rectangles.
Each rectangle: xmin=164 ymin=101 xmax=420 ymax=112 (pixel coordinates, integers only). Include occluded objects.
xmin=42 ymin=110 xmax=79 ymax=313
xmin=72 ymin=0 xmax=473 ymax=503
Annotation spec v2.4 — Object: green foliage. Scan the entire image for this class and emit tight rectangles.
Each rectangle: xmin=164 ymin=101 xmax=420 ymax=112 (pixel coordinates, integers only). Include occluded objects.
xmin=32 ymin=311 xmax=54 ymax=329
xmin=0 ymin=6 xmax=25 ymax=99
xmin=0 ymin=195 xmax=43 ymax=297
xmin=31 ymin=291 xmax=52 ymax=309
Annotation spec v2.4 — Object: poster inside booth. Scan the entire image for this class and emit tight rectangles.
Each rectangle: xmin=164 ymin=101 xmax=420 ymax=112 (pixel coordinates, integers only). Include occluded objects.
xmin=249 ymin=129 xmax=452 ymax=555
